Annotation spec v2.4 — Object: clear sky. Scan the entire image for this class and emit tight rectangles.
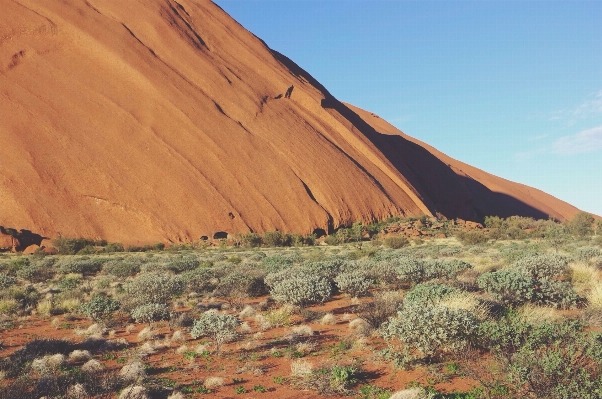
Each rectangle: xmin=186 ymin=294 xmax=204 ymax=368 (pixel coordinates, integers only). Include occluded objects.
xmin=214 ymin=0 xmax=602 ymax=217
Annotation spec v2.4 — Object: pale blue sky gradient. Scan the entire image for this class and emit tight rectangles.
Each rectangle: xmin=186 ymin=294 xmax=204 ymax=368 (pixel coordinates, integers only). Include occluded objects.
xmin=215 ymin=0 xmax=602 ymax=216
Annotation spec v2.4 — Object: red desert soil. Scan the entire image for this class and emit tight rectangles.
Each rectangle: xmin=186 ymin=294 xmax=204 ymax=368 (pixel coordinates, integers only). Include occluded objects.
xmin=0 ymin=0 xmax=582 ymax=244
xmin=0 ymin=295 xmax=480 ymax=398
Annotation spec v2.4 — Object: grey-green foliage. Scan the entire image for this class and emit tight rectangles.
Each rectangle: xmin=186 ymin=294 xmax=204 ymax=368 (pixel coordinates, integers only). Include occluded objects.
xmin=78 ymin=295 xmax=120 ymax=321
xmin=15 ymin=261 xmax=55 ymax=283
xmin=574 ymin=247 xmax=602 ymax=262
xmin=477 ymin=269 xmax=580 ymax=308
xmin=268 ymin=271 xmax=332 ymax=306
xmin=131 ymin=303 xmax=170 ymax=324
xmin=513 ymin=254 xmax=568 ymax=280
xmin=55 ymin=257 xmax=106 ymax=275
xmin=102 ymin=258 xmax=142 ymax=277
xmin=478 ymin=314 xmax=602 ymax=399
xmin=334 ymin=270 xmax=372 ymax=297
xmin=181 ymin=267 xmax=218 ymax=293
xmin=0 ymin=274 xmax=16 ymax=289
xmin=384 ymin=304 xmax=479 ymax=360
xmin=213 ymin=270 xmax=267 ymax=298
xmin=190 ymin=311 xmax=239 ymax=352
xmin=403 ymin=283 xmax=462 ymax=308
xmin=123 ymin=273 xmax=185 ymax=309
xmin=393 ymin=256 xmax=472 ymax=285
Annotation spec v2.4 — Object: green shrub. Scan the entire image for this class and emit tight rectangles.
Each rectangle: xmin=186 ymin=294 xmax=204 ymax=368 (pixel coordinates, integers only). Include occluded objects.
xmin=123 ymin=273 xmax=185 ymax=309
xmin=52 ymin=238 xmax=96 ymax=255
xmin=240 ymin=233 xmax=262 ymax=248
xmin=269 ymin=272 xmax=332 ymax=306
xmin=181 ymin=268 xmax=218 ymax=293
xmin=78 ymin=295 xmax=120 ymax=321
xmin=477 ymin=269 xmax=580 ymax=308
xmin=334 ymin=271 xmax=372 ymax=297
xmin=102 ymin=258 xmax=141 ymax=277
xmin=568 ymin=212 xmax=595 ymax=238
xmin=15 ymin=263 xmax=55 ymax=283
xmin=456 ymin=230 xmax=488 ymax=245
xmin=213 ymin=271 xmax=268 ymax=298
xmin=512 ymin=254 xmax=568 ymax=280
xmin=131 ymin=303 xmax=170 ymax=324
xmin=384 ymin=304 xmax=479 ymax=361
xmin=55 ymin=257 xmax=105 ymax=275
xmin=58 ymin=276 xmax=82 ymax=290
xmin=403 ymin=283 xmax=461 ymax=307
xmin=324 ymin=234 xmax=343 ymax=246
xmin=190 ymin=311 xmax=239 ymax=353
xmin=575 ymin=246 xmax=602 ymax=262
xmin=263 ymin=231 xmax=284 ymax=247
xmin=0 ymin=274 xmax=16 ymax=289
xmin=384 ymin=236 xmax=410 ymax=249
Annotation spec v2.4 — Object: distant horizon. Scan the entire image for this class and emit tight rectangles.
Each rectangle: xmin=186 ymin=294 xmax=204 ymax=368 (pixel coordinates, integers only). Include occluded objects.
xmin=215 ymin=0 xmax=602 ymax=217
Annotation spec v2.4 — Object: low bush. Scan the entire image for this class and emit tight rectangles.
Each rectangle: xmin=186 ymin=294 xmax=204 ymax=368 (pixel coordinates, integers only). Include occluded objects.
xmin=403 ymin=283 xmax=461 ymax=308
xmin=384 ymin=304 xmax=479 ymax=362
xmin=102 ymin=258 xmax=142 ymax=277
xmin=123 ymin=273 xmax=185 ymax=309
xmin=575 ymin=246 xmax=602 ymax=262
xmin=213 ymin=272 xmax=267 ymax=299
xmin=55 ymin=257 xmax=105 ymax=275
xmin=269 ymin=272 xmax=332 ymax=307
xmin=0 ymin=274 xmax=16 ymax=289
xmin=456 ymin=230 xmax=488 ymax=245
xmin=131 ymin=303 xmax=170 ymax=324
xmin=512 ymin=254 xmax=568 ymax=280
xmin=357 ymin=291 xmax=401 ymax=328
xmin=384 ymin=236 xmax=410 ymax=249
xmin=15 ymin=263 xmax=55 ymax=283
xmin=334 ymin=270 xmax=372 ymax=297
xmin=52 ymin=237 xmax=96 ymax=255
xmin=477 ymin=269 xmax=581 ymax=308
xmin=190 ymin=311 xmax=239 ymax=353
xmin=78 ymin=295 xmax=120 ymax=321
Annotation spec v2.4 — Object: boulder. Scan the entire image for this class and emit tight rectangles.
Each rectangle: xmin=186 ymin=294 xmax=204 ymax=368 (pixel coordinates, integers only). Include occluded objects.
xmin=23 ymin=244 xmax=40 ymax=254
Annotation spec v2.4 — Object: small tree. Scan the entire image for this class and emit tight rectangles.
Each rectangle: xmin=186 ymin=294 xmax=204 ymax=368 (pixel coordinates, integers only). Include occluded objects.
xmin=568 ymin=212 xmax=594 ymax=238
xmin=190 ymin=311 xmax=239 ymax=353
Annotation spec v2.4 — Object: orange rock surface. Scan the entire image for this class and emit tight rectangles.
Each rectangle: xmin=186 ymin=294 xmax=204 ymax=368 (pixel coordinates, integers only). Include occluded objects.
xmin=0 ymin=0 xmax=581 ymax=244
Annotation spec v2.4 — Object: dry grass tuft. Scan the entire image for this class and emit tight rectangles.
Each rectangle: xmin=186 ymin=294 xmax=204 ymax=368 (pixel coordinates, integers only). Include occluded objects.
xmin=320 ymin=313 xmax=337 ymax=325
xmin=203 ymin=376 xmax=225 ymax=388
xmin=290 ymin=359 xmax=313 ymax=378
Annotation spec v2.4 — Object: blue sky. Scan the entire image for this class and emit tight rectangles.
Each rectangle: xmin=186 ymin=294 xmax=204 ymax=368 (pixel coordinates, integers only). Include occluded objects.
xmin=215 ymin=0 xmax=602 ymax=217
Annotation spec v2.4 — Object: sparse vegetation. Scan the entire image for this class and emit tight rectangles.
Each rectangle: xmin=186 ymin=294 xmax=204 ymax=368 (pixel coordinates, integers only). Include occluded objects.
xmin=2 ymin=214 xmax=602 ymax=397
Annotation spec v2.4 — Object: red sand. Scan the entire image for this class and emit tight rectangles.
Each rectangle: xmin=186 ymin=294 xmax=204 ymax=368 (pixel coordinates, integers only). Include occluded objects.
xmin=0 ymin=0 xmax=581 ymax=244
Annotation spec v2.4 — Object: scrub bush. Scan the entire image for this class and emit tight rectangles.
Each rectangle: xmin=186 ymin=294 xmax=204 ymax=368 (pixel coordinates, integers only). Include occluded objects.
xmin=78 ymin=295 xmax=120 ymax=321
xmin=334 ymin=270 xmax=372 ymax=297
xmin=190 ymin=311 xmax=239 ymax=353
xmin=269 ymin=272 xmax=332 ymax=307
xmin=131 ymin=303 xmax=170 ymax=324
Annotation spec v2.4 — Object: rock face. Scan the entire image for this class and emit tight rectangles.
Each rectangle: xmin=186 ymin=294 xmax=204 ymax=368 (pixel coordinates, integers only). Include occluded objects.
xmin=0 ymin=233 xmax=16 ymax=252
xmin=0 ymin=0 xmax=583 ymax=244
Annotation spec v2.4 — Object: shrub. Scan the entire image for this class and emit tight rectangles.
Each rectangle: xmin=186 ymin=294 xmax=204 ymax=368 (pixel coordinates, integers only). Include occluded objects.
xmin=55 ymin=257 xmax=105 ymax=275
xmin=477 ymin=270 xmax=581 ymax=308
xmin=123 ymin=273 xmax=185 ymax=309
xmin=334 ymin=270 xmax=372 ymax=297
xmin=269 ymin=272 xmax=332 ymax=306
xmin=78 ymin=295 xmax=120 ymax=321
xmin=568 ymin=212 xmax=595 ymax=238
xmin=393 ymin=256 xmax=426 ymax=284
xmin=131 ymin=303 xmax=170 ymax=324
xmin=213 ymin=271 xmax=268 ymax=299
xmin=181 ymin=268 xmax=218 ymax=293
xmin=575 ymin=246 xmax=602 ymax=262
xmin=513 ymin=254 xmax=568 ymax=280
xmin=59 ymin=275 xmax=82 ymax=290
xmin=240 ymin=233 xmax=262 ymax=248
xmin=384 ymin=236 xmax=410 ymax=249
xmin=357 ymin=291 xmax=401 ymax=328
xmin=384 ymin=304 xmax=479 ymax=361
xmin=102 ymin=259 xmax=141 ymax=277
xmin=403 ymin=283 xmax=461 ymax=308
xmin=0 ymin=274 xmax=16 ymax=289
xmin=190 ymin=311 xmax=239 ymax=353
xmin=15 ymin=263 xmax=55 ymax=283
xmin=477 ymin=270 xmax=535 ymax=306
xmin=263 ymin=231 xmax=284 ymax=247
xmin=456 ymin=230 xmax=488 ymax=245
xmin=52 ymin=237 xmax=96 ymax=255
